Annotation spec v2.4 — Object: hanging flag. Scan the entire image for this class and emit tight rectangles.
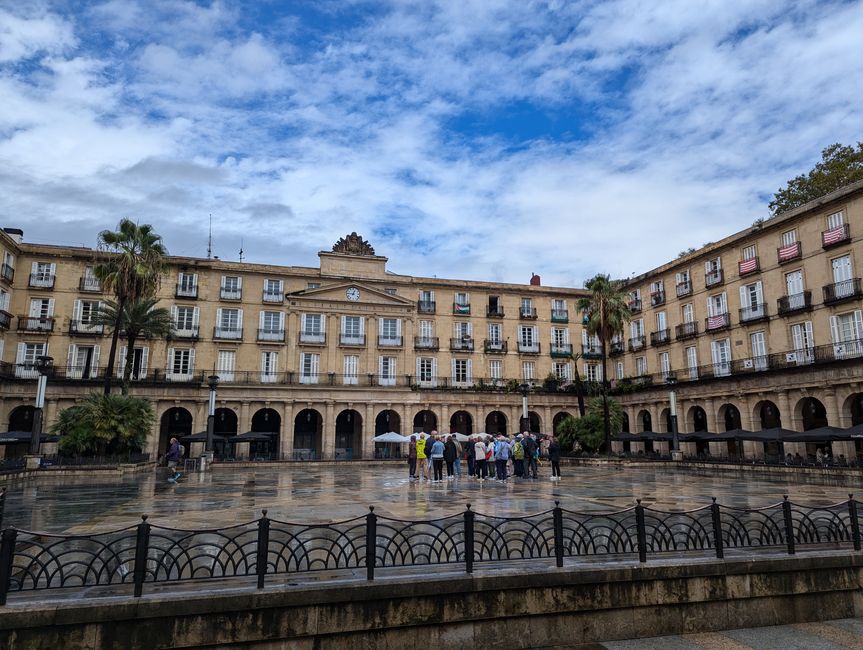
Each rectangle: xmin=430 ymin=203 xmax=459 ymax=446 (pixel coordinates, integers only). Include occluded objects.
xmin=738 ymin=257 xmax=759 ymax=275
xmin=822 ymin=225 xmax=847 ymax=246
xmin=707 ymin=314 xmax=728 ymax=330
xmin=454 ymin=303 xmax=470 ymax=314
xmin=778 ymin=242 xmax=800 ymax=261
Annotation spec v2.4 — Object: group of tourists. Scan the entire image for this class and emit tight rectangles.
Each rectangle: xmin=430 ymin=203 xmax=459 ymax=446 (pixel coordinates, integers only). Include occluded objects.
xmin=407 ymin=431 xmax=562 ymax=483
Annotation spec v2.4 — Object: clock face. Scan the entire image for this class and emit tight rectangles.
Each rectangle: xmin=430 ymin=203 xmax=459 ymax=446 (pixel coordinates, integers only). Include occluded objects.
xmin=346 ymin=287 xmax=360 ymax=301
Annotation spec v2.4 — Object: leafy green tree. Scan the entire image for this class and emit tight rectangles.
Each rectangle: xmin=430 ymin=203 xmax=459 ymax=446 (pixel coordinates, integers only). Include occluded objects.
xmin=577 ymin=274 xmax=631 ymax=454
xmin=555 ymin=397 xmax=624 ymax=452
xmin=95 ymin=220 xmax=167 ymax=394
xmin=769 ymin=142 xmax=863 ymax=215
xmin=53 ymin=393 xmax=154 ymax=455
xmin=95 ymin=297 xmax=173 ymax=394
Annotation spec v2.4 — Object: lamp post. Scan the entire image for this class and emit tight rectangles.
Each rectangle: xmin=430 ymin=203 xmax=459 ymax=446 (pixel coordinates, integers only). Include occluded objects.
xmin=205 ymin=374 xmax=219 ymax=453
xmin=666 ymin=374 xmax=681 ymax=459
xmin=30 ymin=355 xmax=54 ymax=456
xmin=518 ymin=383 xmax=530 ymax=432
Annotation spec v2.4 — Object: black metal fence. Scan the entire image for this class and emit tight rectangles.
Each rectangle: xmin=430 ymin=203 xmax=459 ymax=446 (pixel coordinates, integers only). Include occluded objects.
xmin=0 ymin=495 xmax=859 ymax=605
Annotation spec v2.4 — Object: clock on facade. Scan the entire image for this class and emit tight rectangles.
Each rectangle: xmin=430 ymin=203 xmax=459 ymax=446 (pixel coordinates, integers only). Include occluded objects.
xmin=346 ymin=287 xmax=360 ymax=301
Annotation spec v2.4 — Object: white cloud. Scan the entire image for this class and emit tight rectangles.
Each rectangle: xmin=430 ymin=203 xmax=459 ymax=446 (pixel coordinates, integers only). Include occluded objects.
xmin=0 ymin=7 xmax=76 ymax=62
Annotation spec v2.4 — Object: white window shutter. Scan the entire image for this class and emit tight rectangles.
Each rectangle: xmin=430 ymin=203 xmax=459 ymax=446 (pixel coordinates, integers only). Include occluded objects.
xmin=755 ymin=281 xmax=763 ymax=303
xmin=141 ymin=347 xmax=149 ymax=377
xmin=259 ymin=311 xmax=265 ymax=329
xmin=236 ymin=276 xmax=242 ymax=290
xmin=415 ymin=357 xmax=421 ymax=377
xmin=189 ymin=348 xmax=196 ymax=372
xmin=738 ymin=286 xmax=747 ymax=309
xmin=378 ymin=356 xmax=384 ymax=376
xmin=73 ymin=300 xmax=82 ymax=322
xmin=170 ymin=305 xmax=178 ymax=324
xmin=118 ymin=346 xmax=127 ymax=373
xmin=220 ymin=275 xmax=226 ymax=289
xmin=301 ymin=314 xmax=307 ymax=331
xmin=15 ymin=342 xmax=24 ymax=365
xmin=49 ymin=263 xmax=56 ymax=276
xmin=430 ymin=290 xmax=435 ymax=300
xmin=279 ymin=312 xmax=285 ymax=329
xmin=359 ymin=316 xmax=365 ymax=335
xmin=30 ymin=262 xmax=38 ymax=275
xmin=311 ymin=353 xmax=319 ymax=375
xmin=830 ymin=315 xmax=840 ymax=344
xmin=854 ymin=311 xmax=863 ymax=340
xmin=432 ymin=358 xmax=438 ymax=381
xmin=216 ymin=307 xmax=223 ymax=325
xmin=192 ymin=307 xmax=200 ymax=328
xmin=466 ymin=359 xmax=472 ymax=381
xmin=451 ymin=358 xmax=456 ymax=380
xmin=167 ymin=348 xmax=174 ymax=370
xmin=341 ymin=315 xmax=347 ymax=333
xmin=704 ymin=261 xmax=710 ymax=273
xmin=91 ymin=346 xmax=100 ymax=377
xmin=237 ymin=310 xmax=243 ymax=329
xmin=192 ymin=273 xmax=198 ymax=287
xmin=66 ymin=344 xmax=76 ymax=369
xmin=396 ymin=319 xmax=402 ymax=336
xmin=47 ymin=299 xmax=55 ymax=316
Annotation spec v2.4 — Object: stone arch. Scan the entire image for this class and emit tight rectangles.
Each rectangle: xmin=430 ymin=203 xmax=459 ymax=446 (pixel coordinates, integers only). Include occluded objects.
xmin=250 ymin=408 xmax=280 ymax=460
xmin=8 ymin=405 xmax=35 ymax=432
xmin=159 ymin=407 xmax=193 ymax=456
xmin=687 ymin=405 xmax=707 ymax=432
xmin=335 ymin=409 xmax=363 ymax=459
xmin=450 ymin=410 xmax=473 ymax=435
xmin=552 ymin=411 xmax=572 ymax=435
xmin=754 ymin=400 xmax=781 ymax=429
xmin=294 ymin=409 xmax=322 ymax=459
xmin=659 ymin=407 xmax=671 ymax=433
xmin=527 ymin=411 xmax=541 ymax=434
xmin=797 ymin=397 xmax=828 ymax=431
xmin=621 ymin=412 xmax=630 ymax=433
xmin=485 ymin=410 xmax=507 ymax=435
xmin=845 ymin=393 xmax=863 ymax=426
xmin=638 ymin=409 xmax=652 ymax=433
xmin=413 ymin=409 xmax=437 ymax=433
xmin=718 ymin=403 xmax=742 ymax=431
xmin=374 ymin=409 xmax=402 ymax=459
xmin=213 ymin=407 xmax=238 ymax=459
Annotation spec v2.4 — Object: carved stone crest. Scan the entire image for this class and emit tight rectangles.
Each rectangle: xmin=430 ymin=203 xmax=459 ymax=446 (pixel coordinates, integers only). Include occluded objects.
xmin=332 ymin=232 xmax=375 ymax=256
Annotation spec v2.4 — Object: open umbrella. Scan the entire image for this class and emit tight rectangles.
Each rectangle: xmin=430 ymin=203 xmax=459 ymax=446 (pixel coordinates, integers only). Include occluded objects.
xmin=373 ymin=432 xmax=410 ymax=443
xmin=448 ymin=432 xmax=472 ymax=442
xmin=228 ymin=431 xmax=274 ymax=443
xmin=0 ymin=430 xmax=60 ymax=444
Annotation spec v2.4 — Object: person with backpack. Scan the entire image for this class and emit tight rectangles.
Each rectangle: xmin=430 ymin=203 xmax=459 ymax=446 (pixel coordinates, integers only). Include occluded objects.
xmin=166 ymin=437 xmax=182 ymax=482
xmin=512 ymin=434 xmax=525 ymax=478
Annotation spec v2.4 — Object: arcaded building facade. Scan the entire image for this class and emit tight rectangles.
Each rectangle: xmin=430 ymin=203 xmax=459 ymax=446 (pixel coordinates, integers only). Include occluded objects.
xmin=0 ymin=180 xmax=861 ymax=461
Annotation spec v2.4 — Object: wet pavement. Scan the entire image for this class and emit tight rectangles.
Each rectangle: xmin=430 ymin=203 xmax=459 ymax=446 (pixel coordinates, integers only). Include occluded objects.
xmin=2 ymin=462 xmax=860 ymax=534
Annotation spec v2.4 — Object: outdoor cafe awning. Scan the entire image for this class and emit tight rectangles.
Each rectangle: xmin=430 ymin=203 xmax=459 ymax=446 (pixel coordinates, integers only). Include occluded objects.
xmin=0 ymin=430 xmax=60 ymax=444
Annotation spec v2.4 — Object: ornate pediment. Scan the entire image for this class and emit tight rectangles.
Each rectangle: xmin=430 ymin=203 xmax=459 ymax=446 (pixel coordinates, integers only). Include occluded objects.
xmin=332 ymin=232 xmax=375 ymax=256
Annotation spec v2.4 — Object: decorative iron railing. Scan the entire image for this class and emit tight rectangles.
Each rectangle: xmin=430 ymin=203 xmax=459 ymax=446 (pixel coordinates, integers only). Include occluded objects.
xmin=0 ymin=496 xmax=859 ymax=604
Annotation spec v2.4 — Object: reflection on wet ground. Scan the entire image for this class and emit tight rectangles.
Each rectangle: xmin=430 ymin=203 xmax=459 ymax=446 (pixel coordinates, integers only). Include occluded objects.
xmin=2 ymin=463 xmax=859 ymax=534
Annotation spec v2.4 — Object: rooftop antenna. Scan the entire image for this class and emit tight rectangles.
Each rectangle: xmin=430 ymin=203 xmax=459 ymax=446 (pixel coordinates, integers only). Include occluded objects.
xmin=239 ymin=238 xmax=244 ymax=263
xmin=207 ymin=214 xmax=213 ymax=259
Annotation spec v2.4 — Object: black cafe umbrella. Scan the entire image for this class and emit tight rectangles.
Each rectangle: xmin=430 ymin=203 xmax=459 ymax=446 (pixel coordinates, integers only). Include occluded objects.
xmin=0 ymin=430 xmax=60 ymax=444
xmin=179 ymin=431 xmax=228 ymax=443
xmin=782 ymin=426 xmax=848 ymax=443
xmin=228 ymin=431 xmax=274 ymax=443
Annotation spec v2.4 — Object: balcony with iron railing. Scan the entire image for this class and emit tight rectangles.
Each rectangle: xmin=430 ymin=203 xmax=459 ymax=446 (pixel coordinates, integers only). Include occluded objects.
xmin=339 ymin=333 xmax=365 ymax=346
xmin=551 ymin=343 xmax=573 ymax=358
xmin=414 ymin=336 xmax=439 ymax=350
xmin=176 ymin=283 xmax=198 ymax=299
xmin=450 ymin=337 xmax=474 ymax=351
xmin=705 ymin=312 xmax=731 ymax=332
xmin=628 ymin=335 xmax=645 ymax=351
xmin=777 ymin=291 xmax=812 ymax=315
xmin=220 ymin=288 xmax=242 ymax=301
xmin=262 ymin=291 xmax=284 ymax=304
xmin=628 ymin=299 xmax=642 ymax=313
xmin=609 ymin=340 xmax=624 ymax=356
xmin=214 ymin=327 xmax=242 ymax=340
xmin=551 ymin=309 xmax=569 ymax=323
xmin=650 ymin=291 xmax=665 ymax=307
xmin=17 ymin=316 xmax=54 ymax=332
xmin=378 ymin=335 xmax=403 ymax=348
xmin=675 ymin=321 xmax=698 ymax=340
xmin=79 ymin=276 xmax=101 ymax=292
xmin=453 ymin=302 xmax=471 ymax=315
xmin=0 ymin=310 xmax=10 ymax=329
xmin=171 ymin=326 xmax=199 ymax=340
xmin=581 ymin=343 xmax=601 ymax=359
xmin=484 ymin=340 xmax=507 ymax=354
xmin=823 ymin=278 xmax=862 ymax=305
xmin=705 ymin=269 xmax=724 ymax=288
xmin=486 ymin=305 xmax=504 ymax=318
xmin=29 ymin=274 xmax=55 ymax=289
xmin=739 ymin=303 xmax=769 ymax=324
xmin=650 ymin=329 xmax=671 ymax=346
xmin=298 ymin=332 xmax=326 ymax=345
xmin=676 ymin=281 xmax=692 ymax=298
xmin=417 ymin=300 xmax=436 ymax=314
xmin=822 ymin=223 xmax=850 ymax=249
xmin=70 ymin=320 xmax=104 ymax=336
xmin=519 ymin=307 xmax=538 ymax=320
xmin=258 ymin=329 xmax=285 ymax=342
xmin=517 ymin=342 xmax=541 ymax=354
xmin=777 ymin=241 xmax=801 ymax=264
xmin=1 ymin=264 xmax=14 ymax=283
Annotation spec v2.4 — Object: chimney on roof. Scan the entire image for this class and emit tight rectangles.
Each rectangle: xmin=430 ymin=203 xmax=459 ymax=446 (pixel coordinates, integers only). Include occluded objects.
xmin=530 ymin=273 xmax=541 ymax=286
xmin=3 ymin=228 xmax=23 ymax=244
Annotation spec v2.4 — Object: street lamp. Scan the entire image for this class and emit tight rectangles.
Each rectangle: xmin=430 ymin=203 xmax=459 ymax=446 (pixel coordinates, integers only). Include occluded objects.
xmin=666 ymin=374 xmax=679 ymax=454
xmin=518 ymin=383 xmax=530 ymax=432
xmin=206 ymin=374 xmax=219 ymax=453
xmin=30 ymin=355 xmax=54 ymax=456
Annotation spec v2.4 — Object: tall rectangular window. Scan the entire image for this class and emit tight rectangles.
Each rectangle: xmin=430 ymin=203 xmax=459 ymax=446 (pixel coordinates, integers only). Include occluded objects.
xmin=489 ymin=359 xmax=502 ymax=380
xmin=417 ymin=357 xmax=436 ymax=386
xmin=790 ymin=321 xmax=814 ymax=365
xmin=522 ymin=362 xmax=535 ymax=380
xmin=711 ymin=339 xmax=731 ymax=376
xmin=343 ymin=355 xmax=358 ymax=385
xmin=636 ymin=357 xmax=647 ymax=376
xmin=379 ymin=356 xmax=396 ymax=386
xmin=217 ymin=350 xmax=236 ymax=381
xmin=686 ymin=346 xmax=698 ymax=379
xmin=300 ymin=353 xmax=320 ymax=383
xmin=261 ymin=351 xmax=278 ymax=382
xmin=781 ymin=229 xmax=797 ymax=246
xmin=452 ymin=358 xmax=471 ymax=384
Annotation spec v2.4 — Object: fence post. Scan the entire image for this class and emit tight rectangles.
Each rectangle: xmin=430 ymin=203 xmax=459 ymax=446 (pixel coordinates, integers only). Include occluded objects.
xmin=256 ymin=509 xmax=270 ymax=589
xmin=464 ymin=504 xmax=474 ymax=574
xmin=635 ymin=499 xmax=647 ymax=563
xmin=710 ymin=497 xmax=724 ymax=559
xmin=848 ymin=494 xmax=861 ymax=551
xmin=132 ymin=515 xmax=151 ymax=598
xmin=553 ymin=501 xmax=564 ymax=568
xmin=365 ymin=506 xmax=376 ymax=581
xmin=782 ymin=495 xmax=795 ymax=555
xmin=0 ymin=528 xmax=17 ymax=606
xmin=0 ymin=487 xmax=5 ymax=532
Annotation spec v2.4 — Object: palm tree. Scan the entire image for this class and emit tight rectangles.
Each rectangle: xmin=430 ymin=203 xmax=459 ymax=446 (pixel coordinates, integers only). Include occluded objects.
xmin=95 ymin=220 xmax=167 ymax=394
xmin=577 ymin=274 xmax=631 ymax=454
xmin=95 ymin=298 xmax=173 ymax=395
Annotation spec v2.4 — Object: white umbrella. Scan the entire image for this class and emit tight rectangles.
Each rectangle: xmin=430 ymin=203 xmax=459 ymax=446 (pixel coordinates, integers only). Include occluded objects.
xmin=372 ymin=432 xmax=410 ymax=443
xmin=448 ymin=432 xmax=472 ymax=442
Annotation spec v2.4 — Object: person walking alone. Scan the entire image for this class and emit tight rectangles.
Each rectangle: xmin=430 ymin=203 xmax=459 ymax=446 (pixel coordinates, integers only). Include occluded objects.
xmin=166 ymin=437 xmax=182 ymax=482
xmin=548 ymin=436 xmax=562 ymax=481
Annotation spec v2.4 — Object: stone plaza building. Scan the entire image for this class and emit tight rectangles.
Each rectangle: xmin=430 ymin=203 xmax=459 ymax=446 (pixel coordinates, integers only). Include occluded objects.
xmin=0 ymin=180 xmax=861 ymax=461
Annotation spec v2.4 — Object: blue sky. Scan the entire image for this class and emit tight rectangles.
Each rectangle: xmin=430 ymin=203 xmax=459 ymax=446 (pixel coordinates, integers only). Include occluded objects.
xmin=1 ymin=1 xmax=862 ymax=287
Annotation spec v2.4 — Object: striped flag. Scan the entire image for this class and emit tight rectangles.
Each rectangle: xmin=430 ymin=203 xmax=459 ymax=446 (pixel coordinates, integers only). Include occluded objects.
xmin=778 ymin=242 xmax=800 ymax=261
xmin=454 ymin=304 xmax=470 ymax=314
xmin=738 ymin=257 xmax=758 ymax=275
xmin=707 ymin=314 xmax=727 ymax=330
xmin=822 ymin=225 xmax=847 ymax=246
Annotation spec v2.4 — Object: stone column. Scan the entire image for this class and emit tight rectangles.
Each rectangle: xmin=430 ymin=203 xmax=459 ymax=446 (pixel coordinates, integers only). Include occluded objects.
xmin=194 ymin=400 xmax=207 ymax=433
xmin=364 ymin=402 xmax=374 ymax=459
xmin=45 ymin=398 xmax=59 ymax=431
xmin=281 ymin=402 xmax=294 ymax=460
xmin=777 ymin=390 xmax=792 ymax=430
xmin=824 ymin=388 xmax=839 ymax=427
xmin=239 ymin=401 xmax=251 ymax=434
xmin=542 ymin=406 xmax=552 ymax=435
xmin=323 ymin=401 xmax=335 ymax=459
xmin=439 ymin=403 xmax=450 ymax=434
xmin=704 ymin=398 xmax=717 ymax=433
xmin=740 ymin=395 xmax=757 ymax=431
